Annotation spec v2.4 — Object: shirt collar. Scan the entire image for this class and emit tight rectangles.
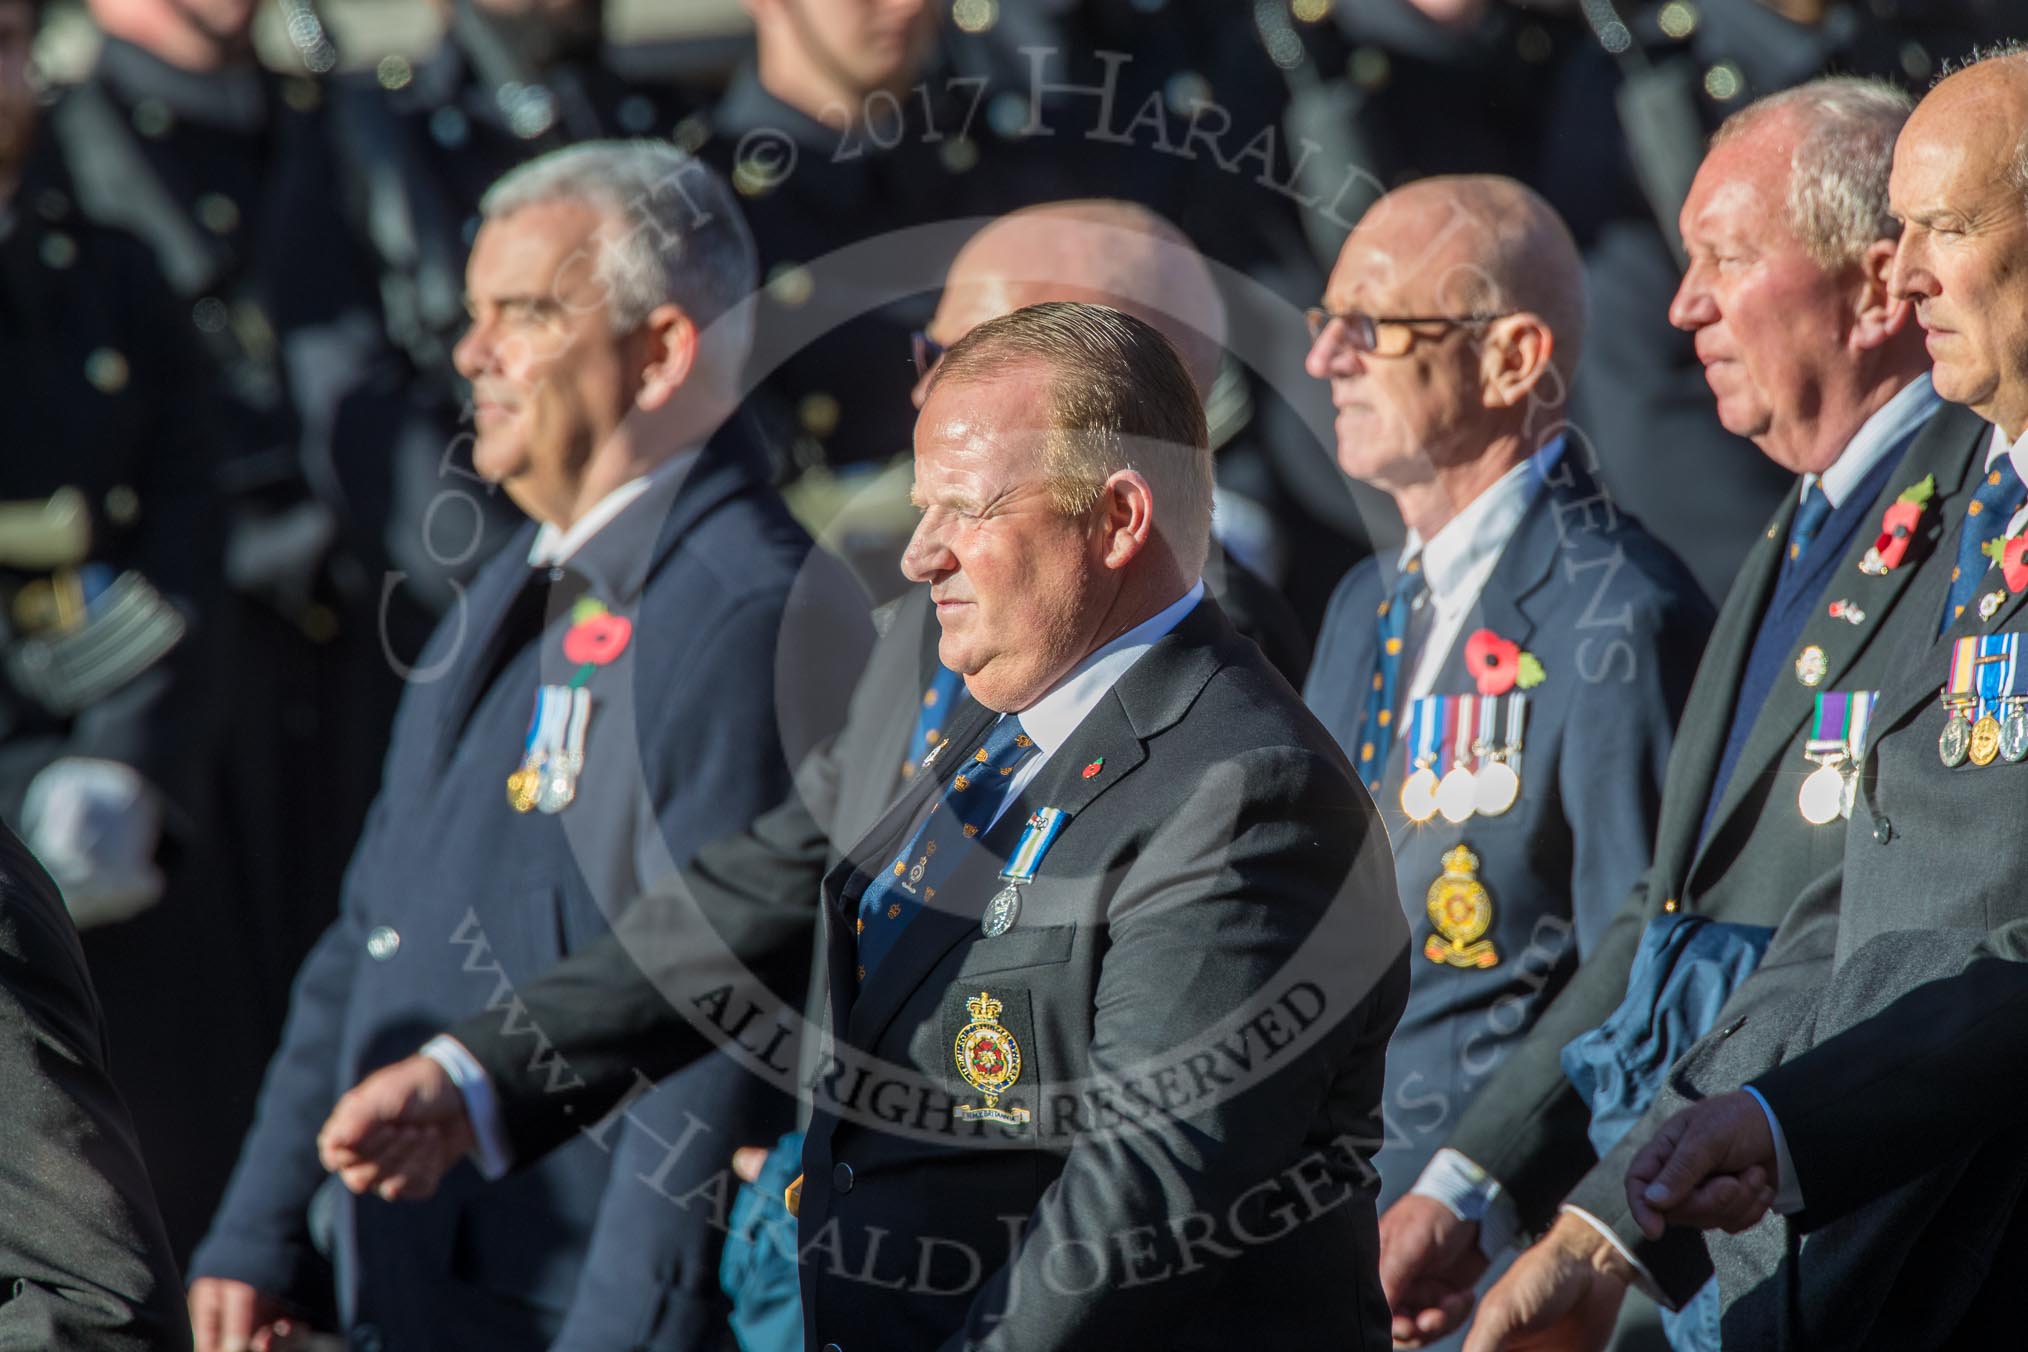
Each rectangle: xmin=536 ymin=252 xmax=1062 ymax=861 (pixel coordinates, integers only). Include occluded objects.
xmin=526 ymin=448 xmax=701 ymax=568
xmin=1012 ymin=580 xmax=1206 ymax=756
xmin=1399 ymin=436 xmax=1565 ymax=600
xmin=1803 ymin=374 xmax=1939 ymax=509
xmin=94 ymin=34 xmax=268 ymax=133
xmin=1988 ymin=420 xmax=2028 ymax=481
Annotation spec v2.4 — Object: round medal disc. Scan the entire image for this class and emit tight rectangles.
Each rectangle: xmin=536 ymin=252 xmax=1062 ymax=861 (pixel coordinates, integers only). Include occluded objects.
xmin=1400 ymin=767 xmax=1440 ymax=822
xmin=1970 ymin=714 xmax=2003 ymax=767
xmin=537 ymin=771 xmax=576 ymax=814
xmin=1474 ymin=761 xmax=1520 ymax=817
xmin=1436 ymin=766 xmax=1477 ymax=824
xmin=2003 ymin=710 xmax=2028 ymax=764
xmin=981 ymin=886 xmax=1021 ymax=938
xmin=1941 ymin=713 xmax=1971 ymax=767
xmin=1797 ymin=763 xmax=1845 ymax=826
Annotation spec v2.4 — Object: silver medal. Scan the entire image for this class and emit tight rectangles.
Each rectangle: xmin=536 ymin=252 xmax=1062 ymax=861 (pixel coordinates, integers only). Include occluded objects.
xmin=1473 ymin=760 xmax=1520 ymax=817
xmin=1400 ymin=766 xmax=1440 ymax=823
xmin=2004 ymin=706 xmax=2028 ymax=763
xmin=1436 ymin=766 xmax=1477 ymax=824
xmin=1940 ymin=711 xmax=1972 ymax=767
xmin=1797 ymin=761 xmax=1845 ymax=826
xmin=981 ymin=886 xmax=1021 ymax=937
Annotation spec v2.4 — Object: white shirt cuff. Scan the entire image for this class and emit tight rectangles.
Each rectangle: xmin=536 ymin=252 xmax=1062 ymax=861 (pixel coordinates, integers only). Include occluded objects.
xmin=1558 ymin=1203 xmax=1669 ymax=1308
xmin=1412 ymin=1148 xmax=1522 ymax=1259
xmin=420 ymin=1035 xmax=513 ymax=1181
xmin=1742 ymin=1085 xmax=1804 ymax=1215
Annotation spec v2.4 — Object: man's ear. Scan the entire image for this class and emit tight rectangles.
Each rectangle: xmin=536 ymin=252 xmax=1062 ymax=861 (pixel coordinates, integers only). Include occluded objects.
xmin=1096 ymin=470 xmax=1155 ymax=571
xmin=634 ymin=303 xmax=698 ymax=410
xmin=1480 ymin=313 xmax=1554 ymax=409
xmin=1850 ymin=237 xmax=1913 ymax=350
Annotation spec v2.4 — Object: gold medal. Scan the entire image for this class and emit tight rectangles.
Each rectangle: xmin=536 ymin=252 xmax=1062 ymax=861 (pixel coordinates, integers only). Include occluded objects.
xmin=1970 ymin=713 xmax=2003 ymax=766
xmin=1399 ymin=765 xmax=1440 ymax=822
xmin=1797 ymin=761 xmax=1846 ymax=826
xmin=507 ymin=757 xmax=542 ymax=813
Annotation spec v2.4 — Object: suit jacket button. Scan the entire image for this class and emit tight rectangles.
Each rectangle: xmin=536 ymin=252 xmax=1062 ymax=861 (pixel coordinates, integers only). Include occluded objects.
xmin=1872 ymin=816 xmax=1892 ymax=845
xmin=366 ymin=926 xmax=401 ymax=961
xmin=832 ymin=1161 xmax=854 ymax=1194
xmin=822 ymin=1343 xmax=845 ymax=1352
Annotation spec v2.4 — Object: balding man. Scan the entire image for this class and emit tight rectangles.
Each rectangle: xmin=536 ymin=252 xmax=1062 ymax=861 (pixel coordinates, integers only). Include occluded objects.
xmin=1462 ymin=46 xmax=2028 ymax=1352
xmin=1376 ymin=79 xmax=1989 ymax=1348
xmin=917 ymin=200 xmax=1309 ymax=682
xmin=1300 ymin=175 xmax=1712 ymax=1235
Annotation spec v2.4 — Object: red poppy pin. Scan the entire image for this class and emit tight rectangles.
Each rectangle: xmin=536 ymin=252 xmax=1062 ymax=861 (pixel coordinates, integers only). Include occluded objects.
xmin=563 ymin=602 xmax=632 ymax=667
xmin=1860 ymin=474 xmax=1936 ymax=575
xmin=1464 ymin=628 xmax=1546 ymax=697
xmin=1982 ymin=532 xmax=2028 ymax=594
xmin=1081 ymin=758 xmax=1105 ymax=779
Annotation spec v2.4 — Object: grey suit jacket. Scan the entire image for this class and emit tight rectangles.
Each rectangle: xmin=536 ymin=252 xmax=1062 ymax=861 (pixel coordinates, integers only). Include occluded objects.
xmin=0 ymin=823 xmax=186 ymax=1350
xmin=1447 ymin=401 xmax=1989 ymax=1227
xmin=1565 ymin=415 xmax=2028 ymax=1346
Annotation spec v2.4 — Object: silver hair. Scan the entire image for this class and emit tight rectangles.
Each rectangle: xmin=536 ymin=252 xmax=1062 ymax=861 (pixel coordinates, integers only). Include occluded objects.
xmin=1938 ymin=41 xmax=2028 ymax=209
xmin=1713 ymin=77 xmax=1913 ymax=269
xmin=480 ymin=140 xmax=756 ymax=366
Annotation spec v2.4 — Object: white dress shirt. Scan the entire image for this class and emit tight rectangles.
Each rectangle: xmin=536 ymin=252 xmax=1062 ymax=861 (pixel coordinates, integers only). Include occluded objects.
xmin=1401 ymin=438 xmax=1565 ymax=701
xmin=525 ymin=447 xmax=702 ymax=568
xmin=432 ymin=578 xmax=1208 ymax=1177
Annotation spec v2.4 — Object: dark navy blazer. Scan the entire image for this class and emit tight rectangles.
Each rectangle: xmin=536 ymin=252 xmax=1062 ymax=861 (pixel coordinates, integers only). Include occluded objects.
xmin=191 ymin=425 xmax=869 ymax=1351
xmin=1305 ymin=455 xmax=1711 ymax=1204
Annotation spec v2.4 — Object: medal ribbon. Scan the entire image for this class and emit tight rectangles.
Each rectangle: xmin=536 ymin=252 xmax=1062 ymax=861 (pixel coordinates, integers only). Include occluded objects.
xmin=1807 ymin=689 xmax=1849 ymax=755
xmin=1502 ymin=693 xmax=1528 ymax=760
xmin=1846 ymin=690 xmax=1876 ymax=761
xmin=1448 ymin=694 xmax=1474 ymax=769
xmin=1976 ymin=632 xmax=2021 ymax=718
xmin=561 ymin=685 xmax=592 ymax=772
xmin=1403 ymin=694 xmax=1445 ymax=779
xmin=1000 ymin=807 xmax=1069 ymax=884
xmin=1947 ymin=637 xmax=1980 ymax=705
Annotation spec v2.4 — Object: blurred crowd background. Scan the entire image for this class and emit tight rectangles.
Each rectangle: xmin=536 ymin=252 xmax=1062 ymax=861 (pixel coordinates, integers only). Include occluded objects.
xmin=0 ymin=0 xmax=2012 ymax=1283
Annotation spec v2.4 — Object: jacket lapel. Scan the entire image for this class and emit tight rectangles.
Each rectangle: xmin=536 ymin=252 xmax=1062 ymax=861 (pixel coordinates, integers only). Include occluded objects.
xmin=1693 ymin=404 xmax=1982 ymax=862
xmin=1651 ymin=493 xmax=1792 ymax=889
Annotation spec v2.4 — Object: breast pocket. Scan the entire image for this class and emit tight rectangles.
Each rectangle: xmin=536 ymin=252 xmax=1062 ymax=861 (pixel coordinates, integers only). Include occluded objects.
xmin=957 ymin=923 xmax=1077 ymax=977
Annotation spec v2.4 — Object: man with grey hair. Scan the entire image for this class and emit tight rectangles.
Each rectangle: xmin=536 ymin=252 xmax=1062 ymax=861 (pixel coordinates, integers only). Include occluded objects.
xmin=185 ymin=140 xmax=868 ymax=1352
xmin=1450 ymin=60 xmax=2028 ymax=1350
xmin=1371 ymin=76 xmax=1985 ymax=1348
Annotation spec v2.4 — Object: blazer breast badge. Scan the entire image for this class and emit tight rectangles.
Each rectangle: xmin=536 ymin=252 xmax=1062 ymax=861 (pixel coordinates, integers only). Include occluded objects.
xmin=1425 ymin=845 xmax=1500 ymax=969
xmin=953 ymin=990 xmax=1030 ymax=1127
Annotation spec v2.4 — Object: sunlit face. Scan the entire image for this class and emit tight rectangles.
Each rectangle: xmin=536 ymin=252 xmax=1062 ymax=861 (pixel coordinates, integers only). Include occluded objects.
xmin=902 ymin=369 xmax=1111 ymax=712
xmin=1670 ymin=128 xmax=1866 ymax=473
xmin=0 ymin=1 xmax=37 ymax=175
xmin=452 ymin=201 xmax=646 ymax=522
xmin=1889 ymin=85 xmax=2028 ymax=437
xmin=767 ymin=0 xmax=939 ymax=98
xmin=1303 ymin=199 xmax=1489 ymax=490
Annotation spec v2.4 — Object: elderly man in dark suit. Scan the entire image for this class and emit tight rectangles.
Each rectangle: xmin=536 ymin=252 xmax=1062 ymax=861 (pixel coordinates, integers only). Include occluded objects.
xmin=1462 ymin=46 xmax=2028 ymax=1352
xmin=0 ymin=820 xmax=185 ymax=1349
xmin=1300 ymin=174 xmax=1712 ymax=1244
xmin=185 ymin=142 xmax=867 ymax=1352
xmin=319 ymin=301 xmax=1414 ymax=1351
xmin=1374 ymin=78 xmax=1985 ymax=1347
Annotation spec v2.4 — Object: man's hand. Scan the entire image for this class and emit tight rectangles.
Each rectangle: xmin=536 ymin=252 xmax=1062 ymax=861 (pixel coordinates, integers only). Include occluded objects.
xmin=1625 ymin=1091 xmax=1777 ymax=1239
xmin=1462 ymin=1214 xmax=1631 ymax=1352
xmin=187 ymin=1277 xmax=288 ymax=1352
xmin=316 ymin=1054 xmax=476 ymax=1200
xmin=1379 ymin=1193 xmax=1488 ymax=1346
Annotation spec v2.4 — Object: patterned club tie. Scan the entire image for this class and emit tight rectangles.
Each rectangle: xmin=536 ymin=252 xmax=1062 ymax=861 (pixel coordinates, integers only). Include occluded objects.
xmin=1786 ymin=482 xmax=1834 ymax=566
xmin=855 ymin=715 xmax=1039 ymax=983
xmin=1943 ymin=457 xmax=2027 ymax=634
xmin=1355 ymin=555 xmax=1428 ymax=793
xmin=901 ymin=665 xmax=966 ymax=781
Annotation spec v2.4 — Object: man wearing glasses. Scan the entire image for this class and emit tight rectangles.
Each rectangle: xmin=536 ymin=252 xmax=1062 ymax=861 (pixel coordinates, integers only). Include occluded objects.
xmin=1300 ymin=175 xmax=1713 ymax=1255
